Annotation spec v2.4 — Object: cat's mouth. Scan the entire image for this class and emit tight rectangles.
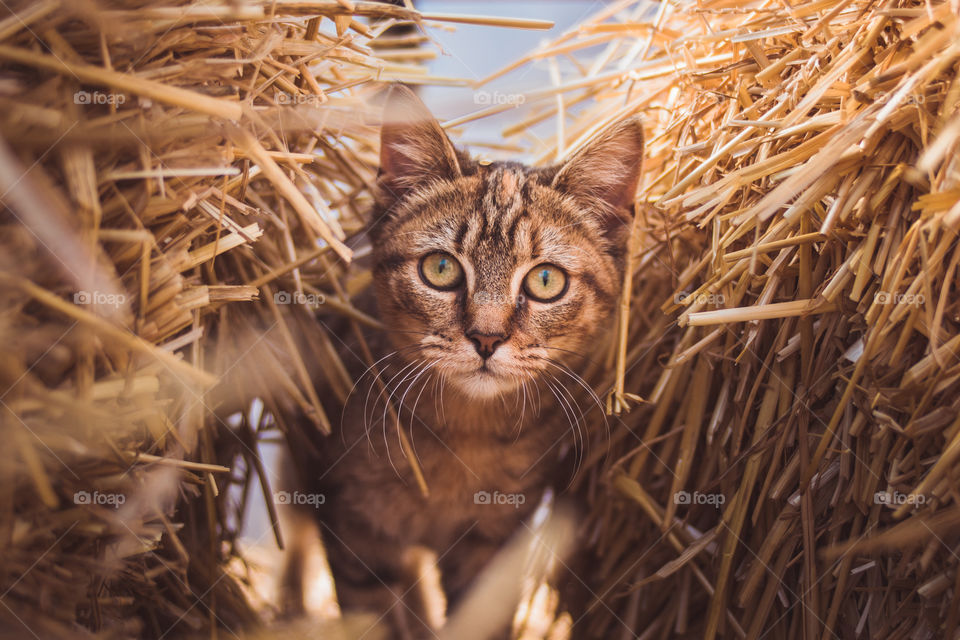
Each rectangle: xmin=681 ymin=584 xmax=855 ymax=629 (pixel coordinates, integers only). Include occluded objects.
xmin=442 ymin=359 xmax=535 ymax=399
xmin=453 ymin=371 xmax=518 ymax=398
xmin=419 ymin=339 xmax=542 ymax=398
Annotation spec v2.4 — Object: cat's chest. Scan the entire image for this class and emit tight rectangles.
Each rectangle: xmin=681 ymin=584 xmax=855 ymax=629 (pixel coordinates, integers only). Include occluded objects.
xmin=378 ymin=429 xmax=548 ymax=542
xmin=364 ymin=416 xmax=553 ymax=513
xmin=417 ymin=429 xmax=540 ymax=496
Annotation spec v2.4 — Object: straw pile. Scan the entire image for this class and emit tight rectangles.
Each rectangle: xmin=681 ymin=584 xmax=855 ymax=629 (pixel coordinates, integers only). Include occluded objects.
xmin=0 ymin=1 xmax=557 ymax=637
xmin=473 ymin=0 xmax=960 ymax=637
xmin=4 ymin=0 xmax=960 ymax=637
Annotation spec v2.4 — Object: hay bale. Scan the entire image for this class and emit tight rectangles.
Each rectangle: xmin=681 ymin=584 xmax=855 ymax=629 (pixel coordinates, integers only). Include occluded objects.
xmin=477 ymin=0 xmax=960 ymax=637
xmin=0 ymin=1 xmax=556 ymax=637
xmin=4 ymin=0 xmax=959 ymax=637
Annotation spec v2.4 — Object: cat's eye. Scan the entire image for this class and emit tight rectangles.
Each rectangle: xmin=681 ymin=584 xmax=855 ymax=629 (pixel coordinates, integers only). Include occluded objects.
xmin=419 ymin=252 xmax=464 ymax=290
xmin=523 ymin=264 xmax=567 ymax=302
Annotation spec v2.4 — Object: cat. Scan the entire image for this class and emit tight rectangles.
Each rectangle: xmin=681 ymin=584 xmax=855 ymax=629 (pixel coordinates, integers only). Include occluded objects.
xmin=280 ymin=84 xmax=644 ymax=638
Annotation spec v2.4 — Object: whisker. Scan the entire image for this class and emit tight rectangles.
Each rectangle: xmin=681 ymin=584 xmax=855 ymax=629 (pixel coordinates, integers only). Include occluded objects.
xmin=549 ymin=372 xmax=589 ymax=481
xmin=544 ymin=358 xmax=611 ymax=453
xmin=543 ymin=376 xmax=583 ymax=479
xmin=537 ymin=344 xmax=607 ymax=371
xmin=364 ymin=357 xmax=416 ymax=436
xmin=405 ymin=363 xmax=437 ymax=470
xmin=397 ymin=361 xmax=434 ymax=436
xmin=513 ymin=378 xmax=527 ymax=440
xmin=367 ymin=358 xmax=421 ymax=476
xmin=381 ymin=328 xmax=440 ymax=339
xmin=348 ymin=342 xmax=425 ymax=445
xmin=545 ymin=378 xmax=581 ymax=482
xmin=380 ymin=359 xmax=427 ymax=461
xmin=530 ymin=375 xmax=544 ymax=417
xmin=355 ymin=353 xmax=407 ymax=450
xmin=438 ymin=370 xmax=449 ymax=425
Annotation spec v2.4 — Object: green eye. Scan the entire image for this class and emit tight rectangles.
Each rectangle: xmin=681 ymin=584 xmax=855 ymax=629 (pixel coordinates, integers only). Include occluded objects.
xmin=419 ymin=252 xmax=464 ymax=290
xmin=523 ymin=264 xmax=567 ymax=302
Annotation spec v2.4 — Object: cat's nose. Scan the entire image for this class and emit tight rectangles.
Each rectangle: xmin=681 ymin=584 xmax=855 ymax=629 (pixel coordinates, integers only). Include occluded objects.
xmin=467 ymin=331 xmax=508 ymax=360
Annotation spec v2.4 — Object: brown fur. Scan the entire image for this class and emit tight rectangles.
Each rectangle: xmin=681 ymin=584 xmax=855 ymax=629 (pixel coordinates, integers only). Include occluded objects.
xmin=282 ymin=85 xmax=644 ymax=638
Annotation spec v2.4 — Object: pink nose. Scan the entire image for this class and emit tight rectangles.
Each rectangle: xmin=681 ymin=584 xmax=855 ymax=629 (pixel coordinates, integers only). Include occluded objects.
xmin=467 ymin=331 xmax=507 ymax=360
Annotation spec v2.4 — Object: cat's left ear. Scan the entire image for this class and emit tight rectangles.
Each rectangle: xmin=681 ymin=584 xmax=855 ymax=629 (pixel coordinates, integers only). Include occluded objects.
xmin=377 ymin=84 xmax=462 ymax=208
xmin=550 ymin=117 xmax=644 ymax=235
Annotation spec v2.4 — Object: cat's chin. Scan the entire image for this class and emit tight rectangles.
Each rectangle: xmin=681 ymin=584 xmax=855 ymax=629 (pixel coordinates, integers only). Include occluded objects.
xmin=449 ymin=369 xmax=522 ymax=399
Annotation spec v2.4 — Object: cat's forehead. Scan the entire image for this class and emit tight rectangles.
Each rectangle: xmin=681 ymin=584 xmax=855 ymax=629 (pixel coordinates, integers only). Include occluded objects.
xmin=386 ymin=163 xmax=590 ymax=256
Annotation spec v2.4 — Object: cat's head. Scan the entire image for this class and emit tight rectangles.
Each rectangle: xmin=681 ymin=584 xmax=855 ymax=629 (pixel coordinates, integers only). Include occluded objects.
xmin=369 ymin=85 xmax=644 ymax=399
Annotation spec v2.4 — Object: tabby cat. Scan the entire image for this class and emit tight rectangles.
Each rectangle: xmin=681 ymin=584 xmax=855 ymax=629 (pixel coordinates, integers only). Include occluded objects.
xmin=281 ymin=85 xmax=644 ymax=638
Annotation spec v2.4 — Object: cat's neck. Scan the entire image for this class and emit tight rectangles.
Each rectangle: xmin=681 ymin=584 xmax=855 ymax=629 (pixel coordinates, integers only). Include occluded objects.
xmin=404 ymin=380 xmax=553 ymax=438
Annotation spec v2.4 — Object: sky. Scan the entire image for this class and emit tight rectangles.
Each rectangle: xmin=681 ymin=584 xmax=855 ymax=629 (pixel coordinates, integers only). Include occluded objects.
xmin=415 ymin=1 xmax=614 ymax=158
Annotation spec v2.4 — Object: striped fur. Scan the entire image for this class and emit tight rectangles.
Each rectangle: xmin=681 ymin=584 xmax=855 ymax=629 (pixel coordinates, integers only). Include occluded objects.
xmin=373 ymin=85 xmax=643 ymax=399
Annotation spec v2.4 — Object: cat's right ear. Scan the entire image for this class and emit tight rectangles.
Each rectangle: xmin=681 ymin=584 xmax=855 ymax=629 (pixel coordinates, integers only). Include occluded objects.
xmin=377 ymin=84 xmax=461 ymax=209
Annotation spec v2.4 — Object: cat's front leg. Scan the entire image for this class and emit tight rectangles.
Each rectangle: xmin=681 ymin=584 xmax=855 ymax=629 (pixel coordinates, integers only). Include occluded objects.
xmin=324 ymin=530 xmax=440 ymax=639
xmin=437 ymin=530 xmax=516 ymax=639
